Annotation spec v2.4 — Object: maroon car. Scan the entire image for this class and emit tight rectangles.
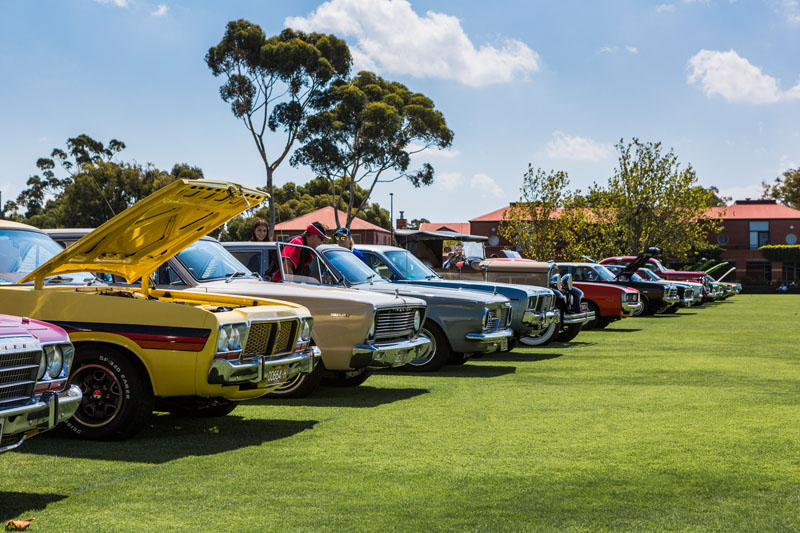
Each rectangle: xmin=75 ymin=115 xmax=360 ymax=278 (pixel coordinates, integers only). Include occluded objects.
xmin=0 ymin=314 xmax=82 ymax=452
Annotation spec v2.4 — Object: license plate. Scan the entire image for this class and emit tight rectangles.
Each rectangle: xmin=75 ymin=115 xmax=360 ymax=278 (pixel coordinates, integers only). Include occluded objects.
xmin=0 ymin=418 xmax=4 ymax=443
xmin=580 ymin=302 xmax=589 ymax=312
xmin=265 ymin=365 xmax=289 ymax=385
xmin=499 ymin=338 xmax=508 ymax=351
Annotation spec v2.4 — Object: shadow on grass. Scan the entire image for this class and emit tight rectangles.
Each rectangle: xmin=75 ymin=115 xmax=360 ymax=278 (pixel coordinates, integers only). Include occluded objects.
xmin=585 ymin=328 xmax=641 ymax=333
xmin=18 ymin=415 xmax=317 ymax=463
xmin=489 ymin=352 xmax=563 ymax=363
xmin=0 ymin=492 xmax=67 ymax=522
xmin=249 ymin=386 xmax=430 ymax=408
xmin=388 ymin=364 xmax=517 ymax=379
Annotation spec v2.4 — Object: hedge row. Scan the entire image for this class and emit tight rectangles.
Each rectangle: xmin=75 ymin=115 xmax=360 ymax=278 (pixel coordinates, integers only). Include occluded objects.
xmin=758 ymin=245 xmax=800 ymax=262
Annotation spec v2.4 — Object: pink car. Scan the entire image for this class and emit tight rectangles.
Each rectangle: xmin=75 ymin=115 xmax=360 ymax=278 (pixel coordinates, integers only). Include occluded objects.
xmin=0 ymin=314 xmax=82 ymax=452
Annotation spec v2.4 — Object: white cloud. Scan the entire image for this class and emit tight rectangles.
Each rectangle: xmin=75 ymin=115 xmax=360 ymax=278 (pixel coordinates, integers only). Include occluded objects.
xmin=545 ymin=131 xmax=615 ymax=162
xmin=597 ymin=45 xmax=638 ymax=55
xmin=655 ymin=4 xmax=676 ymax=13
xmin=94 ymin=0 xmax=129 ymax=7
xmin=151 ymin=4 xmax=167 ymax=17
xmin=437 ymin=172 xmax=465 ymax=192
xmin=772 ymin=0 xmax=800 ymax=24
xmin=408 ymin=143 xmax=460 ymax=159
xmin=285 ymin=0 xmax=540 ymax=87
xmin=470 ymin=173 xmax=503 ymax=197
xmin=687 ymin=49 xmax=800 ymax=104
xmin=625 ymin=46 xmax=638 ymax=54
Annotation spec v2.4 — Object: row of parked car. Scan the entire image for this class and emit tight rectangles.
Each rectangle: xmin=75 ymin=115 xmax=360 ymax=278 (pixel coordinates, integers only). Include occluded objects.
xmin=0 ymin=179 xmax=739 ymax=452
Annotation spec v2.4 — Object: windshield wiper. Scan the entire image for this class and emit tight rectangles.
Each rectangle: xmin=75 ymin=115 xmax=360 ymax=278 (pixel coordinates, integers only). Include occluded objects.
xmin=225 ymin=271 xmax=248 ymax=283
xmin=44 ymin=275 xmax=74 ymax=284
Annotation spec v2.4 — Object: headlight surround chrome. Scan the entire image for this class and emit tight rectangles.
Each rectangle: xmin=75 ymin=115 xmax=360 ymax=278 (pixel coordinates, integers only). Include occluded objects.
xmin=37 ymin=351 xmax=47 ymax=380
xmin=413 ymin=310 xmax=421 ymax=331
xmin=216 ymin=323 xmax=247 ymax=355
xmin=561 ymin=273 xmax=573 ymax=291
xmin=300 ymin=318 xmax=312 ymax=342
xmin=45 ymin=344 xmax=63 ymax=379
xmin=216 ymin=326 xmax=229 ymax=352
xmin=368 ymin=316 xmax=376 ymax=339
xmin=61 ymin=343 xmax=75 ymax=376
xmin=481 ymin=307 xmax=489 ymax=328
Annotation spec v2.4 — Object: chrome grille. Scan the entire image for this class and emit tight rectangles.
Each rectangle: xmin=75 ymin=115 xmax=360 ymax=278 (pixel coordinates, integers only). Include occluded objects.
xmin=0 ymin=349 xmax=40 ymax=408
xmin=536 ymin=294 xmax=554 ymax=312
xmin=243 ymin=322 xmax=273 ymax=356
xmin=484 ymin=306 xmax=510 ymax=332
xmin=273 ymin=321 xmax=298 ymax=356
xmin=527 ymin=295 xmax=538 ymax=311
xmin=375 ymin=308 xmax=419 ymax=340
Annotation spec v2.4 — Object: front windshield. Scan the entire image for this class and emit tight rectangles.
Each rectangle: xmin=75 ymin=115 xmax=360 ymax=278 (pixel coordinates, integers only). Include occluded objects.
xmin=324 ymin=248 xmax=380 ymax=284
xmin=592 ymin=265 xmax=619 ymax=281
xmin=462 ymin=241 xmax=485 ymax=259
xmin=0 ymin=229 xmax=95 ymax=285
xmin=650 ymin=258 xmax=667 ymax=272
xmin=639 ymin=269 xmax=662 ymax=281
xmin=176 ymin=240 xmax=255 ymax=281
xmin=385 ymin=250 xmax=439 ymax=280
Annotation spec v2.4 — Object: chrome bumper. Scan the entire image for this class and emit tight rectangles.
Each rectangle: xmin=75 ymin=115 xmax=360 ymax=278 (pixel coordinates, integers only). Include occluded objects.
xmin=621 ymin=300 xmax=642 ymax=315
xmin=664 ymin=293 xmax=680 ymax=305
xmin=352 ymin=336 xmax=432 ymax=369
xmin=207 ymin=345 xmax=321 ymax=386
xmin=1 ymin=385 xmax=82 ymax=453
xmin=522 ymin=309 xmax=561 ymax=328
xmin=563 ymin=310 xmax=593 ymax=325
xmin=465 ymin=328 xmax=514 ymax=354
xmin=681 ymin=296 xmax=694 ymax=307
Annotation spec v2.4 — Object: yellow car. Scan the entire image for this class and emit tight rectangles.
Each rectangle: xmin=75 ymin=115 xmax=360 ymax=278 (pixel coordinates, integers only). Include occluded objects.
xmin=0 ymin=180 xmax=319 ymax=440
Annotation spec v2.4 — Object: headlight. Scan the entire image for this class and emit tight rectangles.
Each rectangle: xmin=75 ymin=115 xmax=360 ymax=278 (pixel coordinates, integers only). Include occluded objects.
xmin=413 ymin=310 xmax=421 ymax=330
xmin=45 ymin=345 xmax=63 ymax=378
xmin=300 ymin=319 xmax=312 ymax=341
xmin=482 ymin=308 xmax=489 ymax=328
xmin=561 ymin=273 xmax=573 ymax=291
xmin=61 ymin=343 xmax=75 ymax=376
xmin=528 ymin=296 xmax=537 ymax=310
xmin=368 ymin=316 xmax=376 ymax=338
xmin=37 ymin=351 xmax=47 ymax=380
xmin=216 ymin=326 xmax=229 ymax=352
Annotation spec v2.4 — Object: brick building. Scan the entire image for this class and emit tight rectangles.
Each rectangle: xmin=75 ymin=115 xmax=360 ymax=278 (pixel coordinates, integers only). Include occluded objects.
xmin=275 ymin=206 xmax=392 ymax=245
xmin=427 ymin=199 xmax=800 ymax=283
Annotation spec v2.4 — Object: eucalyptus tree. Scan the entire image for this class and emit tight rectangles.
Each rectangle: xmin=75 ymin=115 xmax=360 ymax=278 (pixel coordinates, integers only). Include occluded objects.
xmin=290 ymin=71 xmax=453 ymax=231
xmin=206 ymin=20 xmax=352 ymax=238
xmin=763 ymin=168 xmax=800 ymax=209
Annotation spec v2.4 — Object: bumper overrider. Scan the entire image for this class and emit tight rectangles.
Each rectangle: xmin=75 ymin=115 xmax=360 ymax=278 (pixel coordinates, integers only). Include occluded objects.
xmin=563 ymin=310 xmax=593 ymax=325
xmin=351 ymin=336 xmax=432 ymax=369
xmin=664 ymin=293 xmax=680 ymax=306
xmin=208 ymin=345 xmax=321 ymax=386
xmin=521 ymin=309 xmax=561 ymax=328
xmin=621 ymin=299 xmax=642 ymax=316
xmin=465 ymin=328 xmax=514 ymax=354
xmin=1 ymin=385 xmax=82 ymax=453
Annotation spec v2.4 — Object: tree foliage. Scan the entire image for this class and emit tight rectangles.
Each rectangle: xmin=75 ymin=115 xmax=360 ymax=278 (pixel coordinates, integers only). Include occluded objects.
xmin=291 ymin=71 xmax=453 ymax=232
xmin=500 ymin=166 xmax=592 ymax=261
xmin=408 ymin=218 xmax=430 ymax=230
xmin=219 ymin=177 xmax=390 ymax=241
xmin=762 ymin=168 xmax=800 ymax=209
xmin=2 ymin=135 xmax=194 ymax=228
xmin=588 ymin=138 xmax=722 ymax=260
xmin=759 ymin=245 xmax=800 ymax=263
xmin=206 ymin=21 xmax=352 ymax=238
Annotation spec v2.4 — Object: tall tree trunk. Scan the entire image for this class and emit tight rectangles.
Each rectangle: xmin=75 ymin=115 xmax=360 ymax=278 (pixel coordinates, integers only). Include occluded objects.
xmin=267 ymin=166 xmax=275 ymax=241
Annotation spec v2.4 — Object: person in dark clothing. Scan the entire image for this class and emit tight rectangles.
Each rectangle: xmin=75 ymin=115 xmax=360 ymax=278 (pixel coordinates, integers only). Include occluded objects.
xmin=333 ymin=227 xmax=367 ymax=263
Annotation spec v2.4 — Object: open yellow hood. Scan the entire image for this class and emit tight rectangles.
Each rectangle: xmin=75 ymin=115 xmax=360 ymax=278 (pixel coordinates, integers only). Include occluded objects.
xmin=23 ymin=179 xmax=265 ymax=285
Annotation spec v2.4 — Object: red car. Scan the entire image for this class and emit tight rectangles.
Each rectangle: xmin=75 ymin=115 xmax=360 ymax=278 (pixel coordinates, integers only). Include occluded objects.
xmin=574 ymin=282 xmax=642 ymax=329
xmin=0 ymin=314 xmax=82 ymax=452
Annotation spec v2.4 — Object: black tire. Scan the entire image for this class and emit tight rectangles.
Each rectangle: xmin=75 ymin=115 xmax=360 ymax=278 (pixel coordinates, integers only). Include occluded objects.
xmin=662 ymin=303 xmax=680 ymax=314
xmin=632 ymin=295 xmax=649 ymax=317
xmin=268 ymin=365 xmax=324 ymax=398
xmin=403 ymin=321 xmax=451 ymax=372
xmin=63 ymin=345 xmax=154 ymax=440
xmin=595 ymin=317 xmax=613 ymax=329
xmin=556 ymin=323 xmax=582 ymax=342
xmin=164 ymin=397 xmax=239 ymax=417
xmin=320 ymin=368 xmax=373 ymax=387
xmin=518 ymin=322 xmax=558 ymax=346
xmin=448 ymin=352 xmax=468 ymax=365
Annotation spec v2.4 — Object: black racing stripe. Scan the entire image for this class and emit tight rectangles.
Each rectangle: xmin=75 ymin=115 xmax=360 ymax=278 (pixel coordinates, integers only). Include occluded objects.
xmin=44 ymin=320 xmax=211 ymax=339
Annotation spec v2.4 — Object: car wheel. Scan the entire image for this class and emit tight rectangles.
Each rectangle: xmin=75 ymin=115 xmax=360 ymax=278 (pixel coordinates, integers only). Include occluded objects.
xmin=63 ymin=346 xmax=154 ymax=440
xmin=632 ymin=295 xmax=649 ymax=317
xmin=404 ymin=322 xmax=451 ymax=372
xmin=165 ymin=397 xmax=239 ymax=417
xmin=448 ymin=352 xmax=468 ymax=365
xmin=320 ymin=368 xmax=373 ymax=387
xmin=582 ymin=302 xmax=601 ymax=329
xmin=556 ymin=323 xmax=582 ymax=342
xmin=662 ymin=303 xmax=680 ymax=314
xmin=595 ymin=317 xmax=613 ymax=329
xmin=268 ymin=361 xmax=323 ymax=398
xmin=519 ymin=322 xmax=558 ymax=346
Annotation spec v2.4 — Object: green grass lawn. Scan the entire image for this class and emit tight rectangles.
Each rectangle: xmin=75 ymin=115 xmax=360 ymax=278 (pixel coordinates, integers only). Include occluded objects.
xmin=3 ymin=294 xmax=799 ymax=532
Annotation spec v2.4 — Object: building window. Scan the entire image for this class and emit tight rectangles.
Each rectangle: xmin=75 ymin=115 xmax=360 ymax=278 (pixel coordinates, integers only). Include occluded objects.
xmin=749 ymin=221 xmax=769 ymax=249
xmin=745 ymin=260 xmax=771 ymax=282
xmin=787 ymin=233 xmax=797 ymax=245
xmin=717 ymin=234 xmax=728 ymax=245
xmin=784 ymin=262 xmax=800 ymax=283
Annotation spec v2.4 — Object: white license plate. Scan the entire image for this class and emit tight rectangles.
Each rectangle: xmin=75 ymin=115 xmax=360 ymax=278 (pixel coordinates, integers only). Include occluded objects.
xmin=499 ymin=338 xmax=508 ymax=351
xmin=266 ymin=365 xmax=289 ymax=385
xmin=580 ymin=302 xmax=589 ymax=312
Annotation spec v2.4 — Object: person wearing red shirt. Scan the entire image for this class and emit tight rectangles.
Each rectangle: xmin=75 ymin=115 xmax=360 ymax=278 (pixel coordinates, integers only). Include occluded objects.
xmin=273 ymin=221 xmax=328 ymax=281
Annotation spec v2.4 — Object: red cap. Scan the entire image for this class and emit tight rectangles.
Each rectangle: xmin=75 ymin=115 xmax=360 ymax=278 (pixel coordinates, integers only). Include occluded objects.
xmin=306 ymin=222 xmax=327 ymax=238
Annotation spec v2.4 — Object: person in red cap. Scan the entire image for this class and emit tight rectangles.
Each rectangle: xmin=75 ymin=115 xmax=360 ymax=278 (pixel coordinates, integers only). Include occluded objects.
xmin=273 ymin=221 xmax=328 ymax=281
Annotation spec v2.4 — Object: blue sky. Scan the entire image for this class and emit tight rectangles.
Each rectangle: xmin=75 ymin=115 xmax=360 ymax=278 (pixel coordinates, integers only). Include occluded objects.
xmin=1 ymin=0 xmax=798 ymax=224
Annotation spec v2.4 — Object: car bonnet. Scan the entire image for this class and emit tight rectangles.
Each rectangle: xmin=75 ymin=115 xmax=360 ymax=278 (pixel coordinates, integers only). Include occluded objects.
xmin=22 ymin=180 xmax=265 ymax=286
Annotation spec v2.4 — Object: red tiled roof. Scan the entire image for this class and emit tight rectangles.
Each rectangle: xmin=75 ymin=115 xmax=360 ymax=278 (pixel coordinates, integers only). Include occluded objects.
xmin=470 ymin=206 xmax=512 ymax=222
xmin=418 ymin=222 xmax=471 ymax=233
xmin=706 ymin=202 xmax=800 ymax=220
xmin=275 ymin=206 xmax=390 ymax=233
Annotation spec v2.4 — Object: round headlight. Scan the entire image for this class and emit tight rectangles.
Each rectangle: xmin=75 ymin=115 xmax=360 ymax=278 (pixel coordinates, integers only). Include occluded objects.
xmin=47 ymin=345 xmax=63 ymax=378
xmin=227 ymin=326 xmax=240 ymax=351
xmin=368 ymin=317 xmax=376 ymax=338
xmin=216 ymin=326 xmax=229 ymax=352
xmin=300 ymin=320 xmax=312 ymax=341
xmin=413 ymin=310 xmax=421 ymax=331
xmin=37 ymin=351 xmax=47 ymax=380
xmin=561 ymin=273 xmax=573 ymax=291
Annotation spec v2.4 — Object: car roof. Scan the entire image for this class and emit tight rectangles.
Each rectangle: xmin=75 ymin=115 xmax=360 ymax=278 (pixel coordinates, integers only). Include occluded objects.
xmin=354 ymin=244 xmax=404 ymax=252
xmin=0 ymin=220 xmax=42 ymax=231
